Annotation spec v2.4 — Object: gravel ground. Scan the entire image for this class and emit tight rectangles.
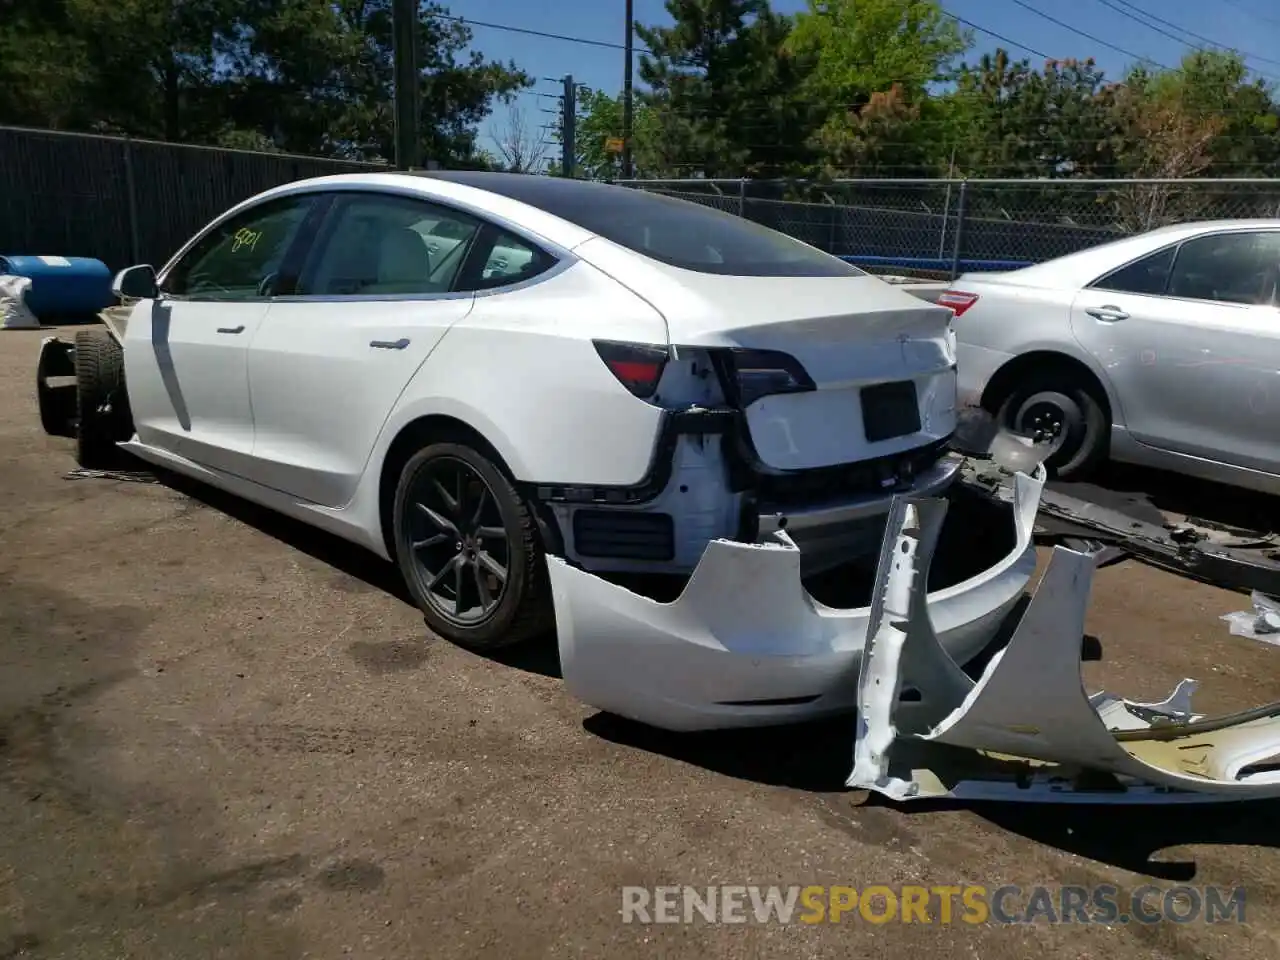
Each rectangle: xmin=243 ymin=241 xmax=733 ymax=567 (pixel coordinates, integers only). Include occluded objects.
xmin=2 ymin=323 xmax=1279 ymax=960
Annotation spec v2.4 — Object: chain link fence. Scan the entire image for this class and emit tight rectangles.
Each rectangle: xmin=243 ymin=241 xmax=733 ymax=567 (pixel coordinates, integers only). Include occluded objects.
xmin=616 ymin=177 xmax=1280 ymax=279
xmin=0 ymin=125 xmax=388 ymax=271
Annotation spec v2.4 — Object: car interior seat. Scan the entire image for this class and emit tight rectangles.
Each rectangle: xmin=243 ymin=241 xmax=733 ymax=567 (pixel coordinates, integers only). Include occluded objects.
xmin=366 ymin=228 xmax=434 ymax=294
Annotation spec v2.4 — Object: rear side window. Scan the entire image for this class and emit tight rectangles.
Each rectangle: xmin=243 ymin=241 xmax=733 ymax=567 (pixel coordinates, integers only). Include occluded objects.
xmin=474 ymin=229 xmax=556 ymax=291
xmin=1091 ymin=245 xmax=1175 ymax=296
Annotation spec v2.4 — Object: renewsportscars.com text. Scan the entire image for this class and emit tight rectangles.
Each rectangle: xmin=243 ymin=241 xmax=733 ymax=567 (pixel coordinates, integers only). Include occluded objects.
xmin=620 ymin=884 xmax=1246 ymax=925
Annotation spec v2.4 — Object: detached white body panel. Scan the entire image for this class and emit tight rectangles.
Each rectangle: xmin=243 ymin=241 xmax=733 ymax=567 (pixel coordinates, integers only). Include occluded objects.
xmin=547 ymin=467 xmax=1042 ymax=731
xmin=843 ymin=470 xmax=1280 ymax=804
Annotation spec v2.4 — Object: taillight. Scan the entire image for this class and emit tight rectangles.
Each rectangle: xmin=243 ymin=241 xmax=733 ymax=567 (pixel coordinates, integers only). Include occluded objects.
xmin=593 ymin=340 xmax=669 ymax=399
xmin=937 ymin=290 xmax=979 ymax=317
xmin=726 ymin=348 xmax=816 ymax=406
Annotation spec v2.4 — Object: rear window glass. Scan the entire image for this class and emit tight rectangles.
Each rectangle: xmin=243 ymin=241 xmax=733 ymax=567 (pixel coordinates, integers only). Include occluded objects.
xmin=575 ymin=190 xmax=864 ymax=277
xmin=422 ymin=173 xmax=864 ymax=278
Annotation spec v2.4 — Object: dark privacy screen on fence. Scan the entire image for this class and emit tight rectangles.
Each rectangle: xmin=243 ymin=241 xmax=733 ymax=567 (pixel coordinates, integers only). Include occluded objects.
xmin=0 ymin=126 xmax=381 ymax=271
xmin=7 ymin=124 xmax=1280 ymax=277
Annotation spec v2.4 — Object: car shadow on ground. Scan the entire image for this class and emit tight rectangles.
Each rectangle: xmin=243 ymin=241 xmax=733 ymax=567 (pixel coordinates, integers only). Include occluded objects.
xmin=150 ymin=465 xmax=566 ymax=678
xmin=586 ymin=711 xmax=1280 ymax=878
xmin=144 ymin=458 xmax=1280 ymax=876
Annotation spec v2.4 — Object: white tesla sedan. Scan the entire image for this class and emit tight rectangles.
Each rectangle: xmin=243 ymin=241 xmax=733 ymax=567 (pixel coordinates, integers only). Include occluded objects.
xmin=940 ymin=220 xmax=1280 ymax=490
xmin=39 ymin=172 xmax=1045 ymax=730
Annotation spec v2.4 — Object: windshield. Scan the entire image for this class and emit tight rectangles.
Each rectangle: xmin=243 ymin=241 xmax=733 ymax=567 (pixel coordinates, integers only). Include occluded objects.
xmin=421 ymin=172 xmax=865 ymax=278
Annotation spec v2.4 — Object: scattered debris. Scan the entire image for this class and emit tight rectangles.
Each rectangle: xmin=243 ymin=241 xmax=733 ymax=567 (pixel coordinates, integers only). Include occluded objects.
xmin=1222 ymin=591 xmax=1280 ymax=645
xmin=959 ymin=459 xmax=1280 ymax=598
xmin=63 ymin=467 xmax=157 ymax=484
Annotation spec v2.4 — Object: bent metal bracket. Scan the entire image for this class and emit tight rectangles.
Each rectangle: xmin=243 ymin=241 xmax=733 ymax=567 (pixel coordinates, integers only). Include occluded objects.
xmin=849 ymin=480 xmax=1280 ymax=804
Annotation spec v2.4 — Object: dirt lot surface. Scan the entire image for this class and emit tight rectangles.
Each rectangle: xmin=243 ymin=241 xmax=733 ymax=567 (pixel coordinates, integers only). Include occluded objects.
xmin=3 ymin=323 xmax=1279 ymax=960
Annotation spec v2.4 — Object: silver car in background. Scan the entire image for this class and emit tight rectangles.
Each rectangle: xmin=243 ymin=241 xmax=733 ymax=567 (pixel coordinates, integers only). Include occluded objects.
xmin=940 ymin=219 xmax=1280 ymax=492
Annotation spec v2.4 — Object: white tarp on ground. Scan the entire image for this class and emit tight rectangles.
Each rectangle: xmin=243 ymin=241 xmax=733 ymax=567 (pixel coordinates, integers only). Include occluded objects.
xmin=0 ymin=275 xmax=39 ymax=329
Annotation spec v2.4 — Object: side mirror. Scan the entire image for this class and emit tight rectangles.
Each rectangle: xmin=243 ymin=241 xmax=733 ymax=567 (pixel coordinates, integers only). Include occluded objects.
xmin=112 ymin=264 xmax=158 ymax=301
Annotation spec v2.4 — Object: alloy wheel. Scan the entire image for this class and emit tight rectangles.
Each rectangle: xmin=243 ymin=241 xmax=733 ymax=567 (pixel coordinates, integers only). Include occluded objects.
xmin=403 ymin=455 xmax=511 ymax=626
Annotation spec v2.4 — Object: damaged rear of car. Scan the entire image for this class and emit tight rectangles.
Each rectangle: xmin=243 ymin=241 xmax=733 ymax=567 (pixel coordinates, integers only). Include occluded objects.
xmin=490 ymin=179 xmax=1050 ymax=732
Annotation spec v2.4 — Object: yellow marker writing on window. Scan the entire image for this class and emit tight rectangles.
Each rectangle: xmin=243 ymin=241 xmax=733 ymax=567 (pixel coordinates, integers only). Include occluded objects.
xmin=231 ymin=227 xmax=262 ymax=253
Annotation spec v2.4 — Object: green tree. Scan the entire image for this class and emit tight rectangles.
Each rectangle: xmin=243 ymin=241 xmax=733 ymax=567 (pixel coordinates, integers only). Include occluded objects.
xmin=944 ymin=51 xmax=1119 ymax=178
xmin=229 ymin=0 xmax=530 ymax=164
xmin=0 ymin=0 xmax=93 ymax=129
xmin=635 ymin=0 xmax=814 ymax=178
xmin=0 ymin=0 xmax=529 ymax=166
xmin=782 ymin=0 xmax=968 ymax=177
xmin=547 ymin=86 xmax=659 ymax=179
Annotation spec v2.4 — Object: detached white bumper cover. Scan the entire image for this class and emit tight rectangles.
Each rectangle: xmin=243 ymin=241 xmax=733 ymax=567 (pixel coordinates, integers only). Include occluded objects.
xmin=546 ymin=468 xmax=1044 ymax=732
xmin=848 ymin=492 xmax=1280 ymax=804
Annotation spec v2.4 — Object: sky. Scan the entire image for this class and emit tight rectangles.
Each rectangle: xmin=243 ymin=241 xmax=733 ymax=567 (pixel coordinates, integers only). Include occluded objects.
xmin=445 ymin=0 xmax=1280 ymax=164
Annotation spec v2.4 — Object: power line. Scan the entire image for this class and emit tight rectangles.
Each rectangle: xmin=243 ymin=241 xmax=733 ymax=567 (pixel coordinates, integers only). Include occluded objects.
xmin=942 ymin=9 xmax=1049 ymax=59
xmin=1103 ymin=0 xmax=1280 ymax=70
xmin=1003 ymin=0 xmax=1174 ymax=70
xmin=428 ymin=11 xmax=650 ymax=56
xmin=1223 ymin=0 xmax=1280 ymax=30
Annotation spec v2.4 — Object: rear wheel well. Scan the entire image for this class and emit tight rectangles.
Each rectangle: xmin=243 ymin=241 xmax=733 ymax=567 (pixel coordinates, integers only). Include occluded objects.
xmin=378 ymin=416 xmax=499 ymax=558
xmin=377 ymin=416 xmax=563 ymax=560
xmin=981 ymin=352 xmax=1112 ymax=421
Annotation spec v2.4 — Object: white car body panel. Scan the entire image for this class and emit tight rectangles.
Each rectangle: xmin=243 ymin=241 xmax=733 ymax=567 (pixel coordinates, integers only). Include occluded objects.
xmin=246 ymin=295 xmax=476 ymax=508
xmin=378 ymin=261 xmax=671 ymax=487
xmin=121 ymin=299 xmax=263 ymax=477
xmin=575 ymin=236 xmax=958 ymax=470
xmin=941 ymin=219 xmax=1280 ymax=495
xmin=77 ymin=170 xmax=1064 ymax=732
xmin=549 ymin=466 xmax=1043 ymax=731
xmin=847 ymin=489 xmax=1280 ymax=803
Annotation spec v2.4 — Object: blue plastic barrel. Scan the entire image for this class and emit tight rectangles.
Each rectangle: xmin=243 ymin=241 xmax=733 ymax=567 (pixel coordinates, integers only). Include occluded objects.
xmin=0 ymin=255 xmax=114 ymax=318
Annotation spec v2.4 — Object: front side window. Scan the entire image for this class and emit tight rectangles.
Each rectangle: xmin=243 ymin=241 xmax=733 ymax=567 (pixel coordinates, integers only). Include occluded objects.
xmin=163 ymin=195 xmax=315 ymax=299
xmin=1167 ymin=232 xmax=1280 ymax=306
xmin=1091 ymin=245 xmax=1176 ymax=296
xmin=300 ymin=194 xmax=482 ymax=296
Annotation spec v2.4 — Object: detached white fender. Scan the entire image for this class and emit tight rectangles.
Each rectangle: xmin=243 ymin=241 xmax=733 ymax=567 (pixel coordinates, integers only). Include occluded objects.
xmin=847 ymin=485 xmax=1280 ymax=804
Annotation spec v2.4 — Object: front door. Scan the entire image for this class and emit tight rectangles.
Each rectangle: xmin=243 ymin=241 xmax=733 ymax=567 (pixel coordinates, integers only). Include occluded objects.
xmin=122 ymin=193 xmax=320 ymax=476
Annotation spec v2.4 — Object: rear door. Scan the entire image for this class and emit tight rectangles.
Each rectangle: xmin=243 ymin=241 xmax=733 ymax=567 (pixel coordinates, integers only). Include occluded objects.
xmin=1071 ymin=229 xmax=1280 ymax=469
xmin=244 ymin=192 xmax=488 ymax=507
xmin=123 ymin=193 xmax=319 ymax=476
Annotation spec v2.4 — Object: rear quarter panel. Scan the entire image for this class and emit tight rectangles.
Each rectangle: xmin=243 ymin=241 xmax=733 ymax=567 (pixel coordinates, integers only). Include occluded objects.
xmin=377 ymin=259 xmax=671 ymax=486
xmin=948 ymin=278 xmax=1122 ymax=416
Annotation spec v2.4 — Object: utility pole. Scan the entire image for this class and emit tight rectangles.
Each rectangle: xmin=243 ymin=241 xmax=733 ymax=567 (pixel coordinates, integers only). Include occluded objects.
xmin=561 ymin=75 xmax=577 ymax=178
xmin=391 ymin=0 xmax=420 ymax=170
xmin=621 ymin=0 xmax=634 ymax=180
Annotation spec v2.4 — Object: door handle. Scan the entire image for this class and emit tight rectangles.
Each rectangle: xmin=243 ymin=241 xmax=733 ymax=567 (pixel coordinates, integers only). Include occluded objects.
xmin=370 ymin=338 xmax=410 ymax=350
xmin=217 ymin=325 xmax=245 ymax=334
xmin=1086 ymin=306 xmax=1129 ymax=322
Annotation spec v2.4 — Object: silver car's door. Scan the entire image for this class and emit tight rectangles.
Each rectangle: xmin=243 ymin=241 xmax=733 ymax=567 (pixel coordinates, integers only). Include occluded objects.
xmin=1070 ymin=229 xmax=1280 ymax=470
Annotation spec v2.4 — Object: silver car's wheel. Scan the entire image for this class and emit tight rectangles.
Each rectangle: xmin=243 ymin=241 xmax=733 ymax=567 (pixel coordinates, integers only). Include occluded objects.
xmin=994 ymin=372 xmax=1108 ymax=479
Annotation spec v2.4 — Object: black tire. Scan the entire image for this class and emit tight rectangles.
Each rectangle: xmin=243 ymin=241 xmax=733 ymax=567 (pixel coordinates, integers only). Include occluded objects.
xmin=989 ymin=368 xmax=1109 ymax=480
xmin=73 ymin=328 xmax=131 ymax=468
xmin=392 ymin=441 xmax=554 ymax=650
